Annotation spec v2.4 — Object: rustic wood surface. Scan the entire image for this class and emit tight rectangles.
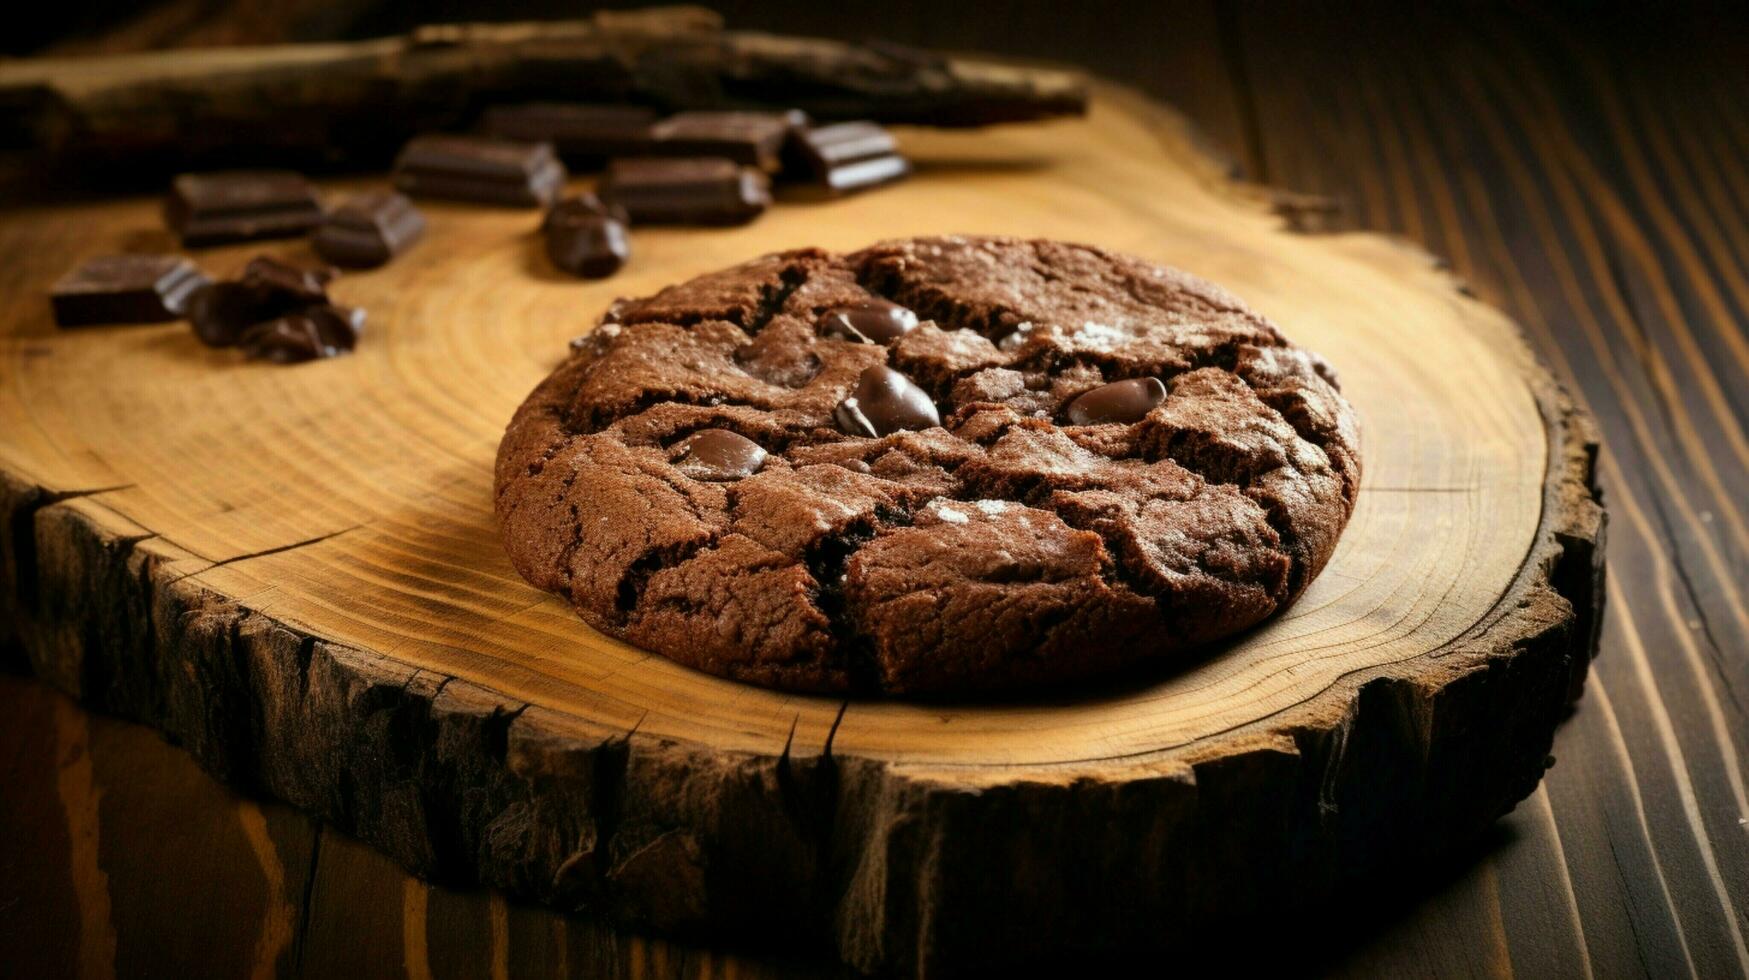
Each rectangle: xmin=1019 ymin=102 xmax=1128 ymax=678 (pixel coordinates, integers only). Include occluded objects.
xmin=0 ymin=67 xmax=1601 ymax=973
xmin=2 ymin=3 xmax=1744 ymax=977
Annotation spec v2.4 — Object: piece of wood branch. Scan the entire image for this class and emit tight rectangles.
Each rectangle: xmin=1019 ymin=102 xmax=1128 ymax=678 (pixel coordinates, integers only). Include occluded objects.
xmin=0 ymin=6 xmax=1088 ymax=184
xmin=42 ymin=0 xmax=381 ymax=56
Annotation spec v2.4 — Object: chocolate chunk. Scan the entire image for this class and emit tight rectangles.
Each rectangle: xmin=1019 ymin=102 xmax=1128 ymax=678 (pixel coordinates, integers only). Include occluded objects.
xmin=674 ymin=429 xmax=768 ymax=481
xmin=51 ymin=254 xmax=210 ymax=327
xmin=782 ymin=121 xmax=909 ymax=196
xmin=543 ymin=195 xmax=630 ymax=278
xmin=818 ymin=299 xmax=918 ymax=344
xmin=235 ymin=256 xmax=334 ymax=304
xmin=392 ymin=135 xmax=566 ymax=207
xmin=598 ymin=158 xmax=770 ymax=226
xmin=311 ymin=191 xmax=426 ymax=268
xmin=164 ymin=170 xmax=324 ymax=247
xmin=481 ymin=103 xmax=659 ymax=165
xmin=834 ymin=365 xmax=941 ymax=437
xmin=1065 ymin=377 xmax=1167 ymax=425
xmin=189 ymin=285 xmax=264 ymax=347
xmin=188 ymin=256 xmax=336 ymax=347
xmin=649 ymin=111 xmax=806 ymax=171
xmin=238 ymin=304 xmax=364 ymax=363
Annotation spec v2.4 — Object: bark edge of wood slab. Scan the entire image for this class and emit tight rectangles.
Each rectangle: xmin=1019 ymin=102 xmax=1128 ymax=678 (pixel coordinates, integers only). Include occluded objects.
xmin=0 ymin=87 xmax=1605 ymax=975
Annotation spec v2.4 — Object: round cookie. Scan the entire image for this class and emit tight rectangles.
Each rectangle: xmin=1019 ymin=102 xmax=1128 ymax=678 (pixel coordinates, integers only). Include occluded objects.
xmin=494 ymin=236 xmax=1361 ymax=695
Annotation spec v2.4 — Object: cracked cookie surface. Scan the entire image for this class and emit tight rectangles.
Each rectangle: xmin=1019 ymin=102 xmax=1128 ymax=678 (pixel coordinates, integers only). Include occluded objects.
xmin=494 ymin=236 xmax=1361 ymax=695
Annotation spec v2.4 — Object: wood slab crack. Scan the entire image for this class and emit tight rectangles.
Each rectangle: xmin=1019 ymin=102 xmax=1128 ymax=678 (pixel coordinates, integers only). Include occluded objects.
xmin=165 ymin=524 xmax=366 ymax=588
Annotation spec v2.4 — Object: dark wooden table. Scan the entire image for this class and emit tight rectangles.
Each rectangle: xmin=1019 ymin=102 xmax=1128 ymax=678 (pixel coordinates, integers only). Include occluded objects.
xmin=5 ymin=4 xmax=1748 ymax=977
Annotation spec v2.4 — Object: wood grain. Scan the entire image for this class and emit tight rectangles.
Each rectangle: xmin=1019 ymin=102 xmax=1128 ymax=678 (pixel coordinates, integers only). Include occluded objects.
xmin=7 ymin=4 xmax=1746 ymax=977
xmin=1214 ymin=5 xmax=1749 ymax=976
xmin=0 ymin=80 xmax=1602 ymax=974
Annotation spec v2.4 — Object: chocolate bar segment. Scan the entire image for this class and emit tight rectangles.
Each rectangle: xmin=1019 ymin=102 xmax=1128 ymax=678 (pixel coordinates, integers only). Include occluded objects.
xmin=782 ymin=121 xmax=910 ymax=196
xmin=51 ymin=254 xmax=210 ymax=327
xmin=481 ymin=103 xmax=659 ymax=165
xmin=392 ymin=135 xmax=566 ymax=207
xmin=164 ymin=171 xmax=324 ymax=247
xmin=312 ymin=191 xmax=427 ymax=268
xmin=543 ymin=195 xmax=630 ymax=278
xmin=598 ymin=158 xmax=770 ymax=226
xmin=649 ymin=111 xmax=806 ymax=171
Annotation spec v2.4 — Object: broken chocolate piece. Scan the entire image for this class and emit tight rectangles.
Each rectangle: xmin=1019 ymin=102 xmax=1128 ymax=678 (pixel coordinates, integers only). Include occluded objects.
xmin=481 ymin=103 xmax=659 ymax=164
xmin=392 ymin=134 xmax=566 ymax=207
xmin=311 ymin=191 xmax=426 ymax=268
xmin=50 ymin=254 xmax=210 ymax=327
xmin=817 ymin=299 xmax=918 ymax=344
xmin=835 ymin=364 xmax=940 ymax=436
xmin=188 ymin=256 xmax=336 ymax=347
xmin=649 ymin=110 xmax=805 ymax=171
xmin=189 ymin=285 xmax=264 ymax=347
xmin=1065 ymin=377 xmax=1167 ymax=425
xmin=543 ymin=195 xmax=630 ymax=278
xmin=191 ymin=255 xmax=361 ymax=363
xmin=782 ymin=121 xmax=909 ymax=196
xmin=238 ymin=304 xmax=365 ymax=363
xmin=164 ymin=170 xmax=325 ymax=247
xmin=674 ymin=429 xmax=767 ymax=481
xmin=598 ymin=158 xmax=770 ymax=225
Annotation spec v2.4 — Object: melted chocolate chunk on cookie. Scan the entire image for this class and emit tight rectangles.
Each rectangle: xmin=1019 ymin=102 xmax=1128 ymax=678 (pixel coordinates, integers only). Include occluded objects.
xmin=835 ymin=365 xmax=941 ymax=437
xmin=675 ymin=429 xmax=768 ymax=481
xmin=1065 ymin=377 xmax=1167 ymax=425
xmin=495 ymin=236 xmax=1360 ymax=696
xmin=818 ymin=299 xmax=918 ymax=344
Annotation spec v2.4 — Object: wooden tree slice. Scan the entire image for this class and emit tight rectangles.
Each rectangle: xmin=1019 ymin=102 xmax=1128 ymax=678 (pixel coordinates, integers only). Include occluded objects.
xmin=0 ymin=85 xmax=1604 ymax=974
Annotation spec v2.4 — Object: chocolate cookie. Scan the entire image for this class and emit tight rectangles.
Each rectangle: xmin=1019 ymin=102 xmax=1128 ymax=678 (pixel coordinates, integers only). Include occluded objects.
xmin=495 ymin=236 xmax=1360 ymax=695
